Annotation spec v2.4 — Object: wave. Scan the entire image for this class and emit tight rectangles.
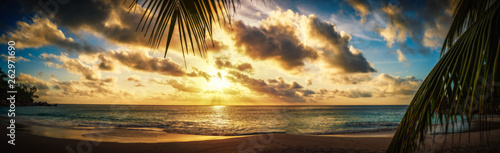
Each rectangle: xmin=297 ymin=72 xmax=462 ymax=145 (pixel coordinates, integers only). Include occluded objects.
xmin=348 ymin=122 xmax=400 ymax=127
xmin=304 ymin=128 xmax=398 ymax=135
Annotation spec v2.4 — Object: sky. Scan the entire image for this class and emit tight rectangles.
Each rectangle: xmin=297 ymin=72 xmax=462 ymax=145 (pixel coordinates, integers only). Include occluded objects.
xmin=0 ymin=0 xmax=455 ymax=105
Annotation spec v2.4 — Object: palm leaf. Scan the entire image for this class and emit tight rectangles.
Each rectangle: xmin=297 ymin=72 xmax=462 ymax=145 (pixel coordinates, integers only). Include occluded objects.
xmin=442 ymin=0 xmax=496 ymax=54
xmin=387 ymin=0 xmax=500 ymax=152
xmin=128 ymin=0 xmax=239 ymax=59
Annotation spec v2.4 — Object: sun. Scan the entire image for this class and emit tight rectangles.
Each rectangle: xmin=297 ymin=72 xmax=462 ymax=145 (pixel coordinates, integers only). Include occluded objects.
xmin=207 ymin=69 xmax=231 ymax=91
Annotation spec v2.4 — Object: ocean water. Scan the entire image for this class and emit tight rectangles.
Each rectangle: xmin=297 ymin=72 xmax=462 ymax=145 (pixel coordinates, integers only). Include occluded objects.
xmin=1 ymin=105 xmax=408 ymax=136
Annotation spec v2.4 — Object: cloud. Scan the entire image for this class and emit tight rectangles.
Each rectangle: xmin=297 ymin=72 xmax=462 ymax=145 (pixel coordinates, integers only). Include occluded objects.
xmin=371 ymin=73 xmax=421 ymax=97
xmin=64 ymin=58 xmax=101 ymax=81
xmin=0 ymin=17 xmax=101 ymax=54
xmin=345 ymin=0 xmax=371 ymax=23
xmin=395 ymin=49 xmax=407 ymax=63
xmin=377 ymin=4 xmax=410 ymax=48
xmin=1 ymin=54 xmax=30 ymax=62
xmin=17 ymin=73 xmax=51 ymax=90
xmin=98 ymin=54 xmax=115 ymax=71
xmin=102 ymin=76 xmax=117 ymax=83
xmin=106 ymin=50 xmax=192 ymax=77
xmin=420 ymin=1 xmax=454 ymax=48
xmin=50 ymin=78 xmax=126 ymax=97
xmin=44 ymin=62 xmax=63 ymax=68
xmin=332 ymin=88 xmax=373 ymax=98
xmin=126 ymin=75 xmax=143 ymax=87
xmin=230 ymin=20 xmax=318 ymax=72
xmin=214 ymin=56 xmax=254 ymax=73
xmin=127 ymin=75 xmax=140 ymax=83
xmin=37 ymin=72 xmax=46 ymax=77
xmin=306 ymin=78 xmax=312 ymax=86
xmin=318 ymin=73 xmax=421 ymax=99
xmin=149 ymin=79 xmax=202 ymax=93
xmin=230 ymin=9 xmax=375 ymax=74
xmin=395 ymin=49 xmax=410 ymax=67
xmin=16 ymin=72 xmax=129 ymax=102
xmin=329 ymin=74 xmax=372 ymax=84
xmin=13 ymin=0 xmax=198 ymax=53
xmin=40 ymin=53 xmax=101 ymax=81
xmin=167 ymin=79 xmax=202 ymax=93
xmin=226 ymin=71 xmax=315 ymax=103
xmin=375 ymin=0 xmax=454 ymax=54
xmin=301 ymin=14 xmax=376 ymax=73
xmin=166 ymin=79 xmax=202 ymax=93
xmin=40 ymin=53 xmax=129 ymax=83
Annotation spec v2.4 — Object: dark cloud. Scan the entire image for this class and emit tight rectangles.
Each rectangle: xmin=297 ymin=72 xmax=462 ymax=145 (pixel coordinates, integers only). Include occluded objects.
xmin=98 ymin=54 xmax=115 ymax=71
xmin=13 ymin=0 xmax=177 ymax=52
xmin=231 ymin=20 xmax=318 ymax=72
xmin=102 ymin=76 xmax=117 ymax=83
xmin=106 ymin=50 xmax=190 ymax=77
xmin=207 ymin=40 xmax=229 ymax=53
xmin=305 ymin=16 xmax=376 ymax=73
xmin=236 ymin=63 xmax=253 ymax=72
xmin=226 ymin=71 xmax=315 ymax=103
xmin=22 ymin=0 xmax=232 ymax=55
xmin=102 ymin=50 xmax=209 ymax=80
xmin=63 ymin=58 xmax=101 ymax=81
xmin=290 ymin=82 xmax=303 ymax=89
xmin=0 ymin=17 xmax=102 ymax=54
xmin=214 ymin=56 xmax=254 ymax=73
xmin=377 ymin=0 xmax=454 ymax=54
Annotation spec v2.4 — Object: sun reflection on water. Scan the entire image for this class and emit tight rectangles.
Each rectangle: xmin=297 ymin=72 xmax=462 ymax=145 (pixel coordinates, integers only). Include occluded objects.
xmin=213 ymin=105 xmax=226 ymax=110
xmin=211 ymin=105 xmax=229 ymax=129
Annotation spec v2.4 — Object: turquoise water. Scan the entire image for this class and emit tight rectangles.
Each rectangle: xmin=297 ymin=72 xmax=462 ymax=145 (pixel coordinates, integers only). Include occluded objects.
xmin=0 ymin=105 xmax=408 ymax=136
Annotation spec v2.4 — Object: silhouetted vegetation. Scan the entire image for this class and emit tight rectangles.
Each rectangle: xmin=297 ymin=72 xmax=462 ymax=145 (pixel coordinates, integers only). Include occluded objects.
xmin=0 ymin=68 xmax=54 ymax=106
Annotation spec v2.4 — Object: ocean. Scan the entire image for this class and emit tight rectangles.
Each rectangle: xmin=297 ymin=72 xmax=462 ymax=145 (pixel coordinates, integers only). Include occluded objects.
xmin=1 ymin=105 xmax=408 ymax=136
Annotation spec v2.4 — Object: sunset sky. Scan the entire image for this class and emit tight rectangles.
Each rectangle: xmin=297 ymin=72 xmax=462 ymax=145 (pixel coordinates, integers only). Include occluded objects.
xmin=0 ymin=0 xmax=454 ymax=105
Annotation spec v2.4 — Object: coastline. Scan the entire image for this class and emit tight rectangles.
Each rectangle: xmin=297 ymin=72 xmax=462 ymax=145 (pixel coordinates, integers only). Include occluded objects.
xmin=1 ymin=117 xmax=500 ymax=152
xmin=2 ymin=127 xmax=395 ymax=153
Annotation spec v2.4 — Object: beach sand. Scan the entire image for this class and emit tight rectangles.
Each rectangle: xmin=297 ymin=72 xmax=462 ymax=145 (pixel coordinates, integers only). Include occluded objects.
xmin=2 ymin=118 xmax=500 ymax=153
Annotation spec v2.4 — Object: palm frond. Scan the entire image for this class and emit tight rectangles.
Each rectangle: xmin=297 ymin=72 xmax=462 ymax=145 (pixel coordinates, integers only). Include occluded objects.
xmin=441 ymin=0 xmax=496 ymax=55
xmin=387 ymin=1 xmax=500 ymax=152
xmin=128 ymin=0 xmax=239 ymax=59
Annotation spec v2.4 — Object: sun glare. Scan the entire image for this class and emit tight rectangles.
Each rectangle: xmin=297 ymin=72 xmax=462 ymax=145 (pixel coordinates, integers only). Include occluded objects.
xmin=207 ymin=69 xmax=231 ymax=91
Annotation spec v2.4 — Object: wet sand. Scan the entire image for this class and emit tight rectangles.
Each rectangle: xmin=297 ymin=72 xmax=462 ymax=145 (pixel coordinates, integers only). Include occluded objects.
xmin=1 ymin=117 xmax=500 ymax=153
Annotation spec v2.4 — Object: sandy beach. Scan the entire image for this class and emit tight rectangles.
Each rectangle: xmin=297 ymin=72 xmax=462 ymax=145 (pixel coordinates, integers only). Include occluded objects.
xmin=2 ymin=117 xmax=500 ymax=153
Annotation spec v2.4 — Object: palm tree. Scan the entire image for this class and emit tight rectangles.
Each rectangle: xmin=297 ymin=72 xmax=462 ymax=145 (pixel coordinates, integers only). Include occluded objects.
xmin=128 ymin=0 xmax=499 ymax=152
xmin=387 ymin=0 xmax=499 ymax=152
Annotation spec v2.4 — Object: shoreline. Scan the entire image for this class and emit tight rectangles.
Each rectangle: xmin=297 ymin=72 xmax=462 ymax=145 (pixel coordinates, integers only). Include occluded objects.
xmin=1 ymin=117 xmax=500 ymax=152
xmin=3 ymin=116 xmax=402 ymax=143
xmin=3 ymin=126 xmax=500 ymax=153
